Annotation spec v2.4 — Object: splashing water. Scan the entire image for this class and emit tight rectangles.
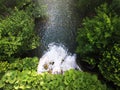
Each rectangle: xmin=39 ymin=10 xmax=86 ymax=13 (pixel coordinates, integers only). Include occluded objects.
xmin=37 ymin=43 xmax=81 ymax=74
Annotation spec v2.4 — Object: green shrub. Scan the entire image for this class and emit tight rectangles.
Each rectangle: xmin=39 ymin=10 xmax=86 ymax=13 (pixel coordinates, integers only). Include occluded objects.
xmin=76 ymin=0 xmax=104 ymax=16
xmin=76 ymin=3 xmax=120 ymax=86
xmin=0 ymin=69 xmax=107 ymax=90
xmin=0 ymin=0 xmax=46 ymax=20
xmin=9 ymin=57 xmax=39 ymax=71
xmin=0 ymin=0 xmax=11 ymax=16
xmin=99 ymin=44 xmax=120 ymax=86
xmin=0 ymin=0 xmax=32 ymax=17
xmin=0 ymin=61 xmax=10 ymax=79
xmin=0 ymin=0 xmax=33 ymax=11
xmin=0 ymin=57 xmax=38 ymax=75
xmin=0 ymin=10 xmax=39 ymax=61
xmin=111 ymin=0 xmax=120 ymax=15
xmin=0 ymin=57 xmax=38 ymax=83
xmin=14 ymin=0 xmax=46 ymax=18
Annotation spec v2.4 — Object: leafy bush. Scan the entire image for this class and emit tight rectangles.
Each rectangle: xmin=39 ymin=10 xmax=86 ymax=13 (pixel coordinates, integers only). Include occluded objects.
xmin=0 ymin=0 xmax=46 ymax=19
xmin=9 ymin=57 xmax=38 ymax=71
xmin=0 ymin=61 xmax=9 ymax=79
xmin=99 ymin=44 xmax=120 ymax=86
xmin=14 ymin=0 xmax=46 ymax=18
xmin=0 ymin=0 xmax=33 ymax=11
xmin=0 ymin=0 xmax=31 ymax=17
xmin=0 ymin=57 xmax=38 ymax=79
xmin=0 ymin=10 xmax=39 ymax=61
xmin=111 ymin=0 xmax=120 ymax=15
xmin=76 ymin=0 xmax=104 ymax=16
xmin=0 ymin=0 xmax=11 ymax=16
xmin=76 ymin=3 xmax=120 ymax=86
xmin=0 ymin=69 xmax=107 ymax=90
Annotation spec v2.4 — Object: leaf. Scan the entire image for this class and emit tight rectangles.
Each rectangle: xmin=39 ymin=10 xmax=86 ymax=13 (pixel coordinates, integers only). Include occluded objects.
xmin=0 ymin=81 xmax=5 ymax=88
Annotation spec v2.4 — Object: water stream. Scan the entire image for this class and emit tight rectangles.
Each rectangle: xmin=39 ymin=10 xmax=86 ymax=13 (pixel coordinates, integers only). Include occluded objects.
xmin=36 ymin=0 xmax=81 ymax=74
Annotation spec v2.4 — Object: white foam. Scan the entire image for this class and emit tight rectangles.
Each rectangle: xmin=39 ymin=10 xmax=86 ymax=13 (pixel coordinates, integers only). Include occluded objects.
xmin=37 ymin=43 xmax=81 ymax=74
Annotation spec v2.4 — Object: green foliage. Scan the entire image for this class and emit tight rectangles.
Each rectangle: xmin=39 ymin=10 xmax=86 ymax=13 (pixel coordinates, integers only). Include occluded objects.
xmin=0 ymin=10 xmax=39 ymax=61
xmin=76 ymin=3 xmax=120 ymax=86
xmin=14 ymin=0 xmax=46 ymax=18
xmin=14 ymin=0 xmax=32 ymax=9
xmin=0 ymin=0 xmax=46 ymax=19
xmin=0 ymin=57 xmax=38 ymax=78
xmin=0 ymin=0 xmax=32 ymax=11
xmin=9 ymin=57 xmax=38 ymax=71
xmin=32 ymin=3 xmax=47 ymax=18
xmin=111 ymin=0 xmax=120 ymax=15
xmin=0 ymin=61 xmax=9 ymax=78
xmin=77 ymin=3 xmax=113 ymax=65
xmin=76 ymin=0 xmax=104 ymax=15
xmin=0 ymin=0 xmax=11 ymax=16
xmin=0 ymin=69 xmax=107 ymax=90
xmin=99 ymin=44 xmax=120 ymax=86
xmin=0 ymin=0 xmax=32 ymax=17
xmin=0 ymin=56 xmax=107 ymax=89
